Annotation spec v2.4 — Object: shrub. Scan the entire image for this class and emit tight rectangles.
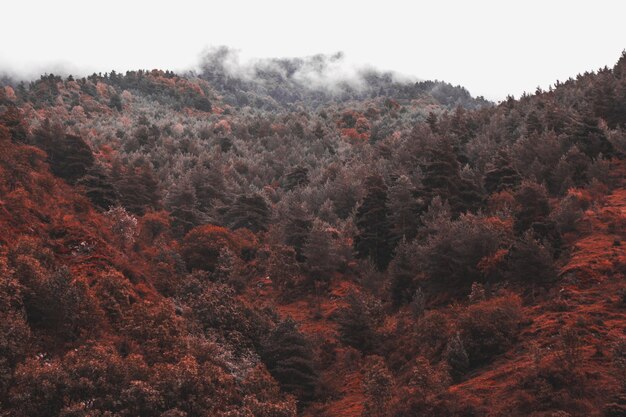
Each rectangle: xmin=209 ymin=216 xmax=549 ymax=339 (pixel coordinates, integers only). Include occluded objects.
xmin=180 ymin=224 xmax=242 ymax=272
xmin=458 ymin=293 xmax=523 ymax=366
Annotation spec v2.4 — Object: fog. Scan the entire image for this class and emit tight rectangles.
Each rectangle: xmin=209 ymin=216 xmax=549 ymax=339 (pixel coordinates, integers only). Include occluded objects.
xmin=1 ymin=0 xmax=625 ymax=100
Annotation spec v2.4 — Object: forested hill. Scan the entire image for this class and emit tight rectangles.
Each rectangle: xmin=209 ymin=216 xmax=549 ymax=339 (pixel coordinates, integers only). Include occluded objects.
xmin=0 ymin=51 xmax=624 ymax=417
xmin=196 ymin=48 xmax=490 ymax=110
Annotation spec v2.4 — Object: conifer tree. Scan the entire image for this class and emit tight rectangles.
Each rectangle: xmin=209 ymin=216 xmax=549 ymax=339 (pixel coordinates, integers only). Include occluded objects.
xmin=484 ymin=150 xmax=521 ymax=194
xmin=354 ymin=175 xmax=393 ymax=270
xmin=388 ymin=175 xmax=421 ymax=242
xmin=338 ymin=292 xmax=376 ymax=353
xmin=261 ymin=319 xmax=318 ymax=405
xmin=77 ymin=164 xmax=118 ymax=211
xmin=165 ymin=177 xmax=204 ymax=236
xmin=302 ymin=219 xmax=338 ymax=284
xmin=389 ymin=239 xmax=417 ymax=308
xmin=225 ymin=193 xmax=271 ymax=233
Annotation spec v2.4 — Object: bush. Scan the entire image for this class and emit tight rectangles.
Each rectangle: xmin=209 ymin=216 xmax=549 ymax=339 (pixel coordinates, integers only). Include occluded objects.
xmin=180 ymin=224 xmax=242 ymax=272
xmin=458 ymin=293 xmax=523 ymax=366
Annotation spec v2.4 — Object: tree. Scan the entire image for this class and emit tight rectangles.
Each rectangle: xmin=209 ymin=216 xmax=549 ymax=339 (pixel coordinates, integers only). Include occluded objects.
xmin=338 ymin=292 xmax=377 ymax=353
xmin=180 ymin=224 xmax=241 ymax=273
xmin=354 ymin=176 xmax=393 ymax=271
xmin=302 ymin=219 xmax=339 ymax=285
xmin=420 ymin=138 xmax=461 ymax=212
xmin=76 ymin=164 xmax=118 ymax=210
xmin=506 ymin=232 xmax=558 ymax=283
xmin=284 ymin=166 xmax=309 ymax=191
xmin=483 ymin=150 xmax=521 ymax=194
xmin=387 ymin=175 xmax=421 ymax=242
xmin=458 ymin=293 xmax=523 ymax=366
xmin=567 ymin=110 xmax=614 ymax=158
xmin=362 ymin=356 xmax=393 ymax=417
xmin=444 ymin=332 xmax=469 ymax=381
xmin=165 ymin=177 xmax=204 ymax=236
xmin=513 ymin=181 xmax=551 ymax=234
xmin=224 ymin=193 xmax=271 ymax=233
xmin=0 ymin=105 xmax=29 ymax=142
xmin=111 ymin=162 xmax=161 ymax=215
xmin=193 ymin=96 xmax=212 ymax=112
xmin=281 ymin=200 xmax=312 ymax=261
xmin=416 ymin=214 xmax=511 ymax=290
xmin=388 ymin=239 xmax=417 ymax=308
xmin=105 ymin=206 xmax=138 ymax=248
xmin=109 ymin=93 xmax=123 ymax=111
xmin=32 ymin=120 xmax=95 ymax=184
xmin=261 ymin=319 xmax=318 ymax=405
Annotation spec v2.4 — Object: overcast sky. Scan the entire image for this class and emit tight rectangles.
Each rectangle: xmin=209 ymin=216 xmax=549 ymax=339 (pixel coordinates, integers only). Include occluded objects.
xmin=1 ymin=0 xmax=624 ymax=100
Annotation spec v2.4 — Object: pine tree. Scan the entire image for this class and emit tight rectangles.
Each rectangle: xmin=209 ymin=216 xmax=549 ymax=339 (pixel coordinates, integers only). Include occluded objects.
xmin=111 ymin=162 xmax=161 ymax=215
xmin=389 ymin=239 xmax=416 ymax=308
xmin=354 ymin=176 xmax=393 ymax=271
xmin=225 ymin=193 xmax=271 ymax=233
xmin=261 ymin=319 xmax=318 ymax=405
xmin=77 ymin=164 xmax=118 ymax=210
xmin=513 ymin=181 xmax=550 ymax=234
xmin=302 ymin=219 xmax=338 ymax=284
xmin=567 ymin=110 xmax=614 ymax=158
xmin=445 ymin=332 xmax=469 ymax=381
xmin=483 ymin=150 xmax=521 ymax=194
xmin=420 ymin=138 xmax=464 ymax=214
xmin=284 ymin=166 xmax=309 ymax=191
xmin=33 ymin=120 xmax=95 ymax=184
xmin=282 ymin=200 xmax=313 ymax=261
xmin=165 ymin=177 xmax=204 ymax=237
xmin=362 ymin=356 xmax=393 ymax=417
xmin=338 ymin=292 xmax=376 ymax=353
xmin=388 ymin=175 xmax=421 ymax=242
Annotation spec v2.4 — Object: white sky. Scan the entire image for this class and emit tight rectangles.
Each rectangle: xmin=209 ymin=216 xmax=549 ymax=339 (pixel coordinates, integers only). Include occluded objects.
xmin=1 ymin=0 xmax=624 ymax=100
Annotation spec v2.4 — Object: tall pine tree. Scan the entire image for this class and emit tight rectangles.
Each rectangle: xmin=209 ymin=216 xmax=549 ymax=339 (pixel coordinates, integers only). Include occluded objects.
xmin=354 ymin=175 xmax=393 ymax=271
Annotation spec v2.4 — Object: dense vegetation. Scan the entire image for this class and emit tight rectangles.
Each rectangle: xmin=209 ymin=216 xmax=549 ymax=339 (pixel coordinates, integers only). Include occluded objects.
xmin=0 ymin=50 xmax=625 ymax=417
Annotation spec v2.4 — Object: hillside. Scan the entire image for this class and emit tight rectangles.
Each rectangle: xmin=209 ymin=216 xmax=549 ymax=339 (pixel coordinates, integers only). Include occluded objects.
xmin=0 ymin=52 xmax=624 ymax=417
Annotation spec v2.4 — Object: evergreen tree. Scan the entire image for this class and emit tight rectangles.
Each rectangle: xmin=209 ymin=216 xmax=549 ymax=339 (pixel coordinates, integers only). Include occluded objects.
xmin=567 ymin=110 xmax=614 ymax=158
xmin=261 ymin=319 xmax=318 ymax=405
xmin=77 ymin=164 xmax=118 ymax=211
xmin=165 ymin=177 xmax=204 ymax=236
xmin=457 ymin=166 xmax=485 ymax=213
xmin=388 ymin=175 xmax=421 ymax=242
xmin=282 ymin=200 xmax=313 ymax=261
xmin=483 ymin=150 xmax=521 ymax=194
xmin=445 ymin=332 xmax=469 ymax=381
xmin=354 ymin=176 xmax=393 ymax=271
xmin=420 ymin=138 xmax=464 ymax=214
xmin=111 ymin=162 xmax=161 ymax=215
xmin=225 ymin=193 xmax=271 ymax=233
xmin=389 ymin=239 xmax=416 ymax=308
xmin=338 ymin=292 xmax=376 ymax=353
xmin=33 ymin=120 xmax=95 ymax=184
xmin=302 ymin=219 xmax=338 ymax=284
xmin=362 ymin=356 xmax=393 ymax=417
xmin=284 ymin=166 xmax=309 ymax=191
xmin=513 ymin=181 xmax=551 ymax=234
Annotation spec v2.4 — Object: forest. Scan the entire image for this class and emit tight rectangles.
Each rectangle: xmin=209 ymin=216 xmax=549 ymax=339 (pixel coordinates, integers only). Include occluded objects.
xmin=0 ymin=50 xmax=625 ymax=417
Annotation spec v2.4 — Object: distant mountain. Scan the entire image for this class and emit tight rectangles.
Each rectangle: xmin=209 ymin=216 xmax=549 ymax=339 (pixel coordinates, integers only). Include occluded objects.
xmin=197 ymin=47 xmax=490 ymax=110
